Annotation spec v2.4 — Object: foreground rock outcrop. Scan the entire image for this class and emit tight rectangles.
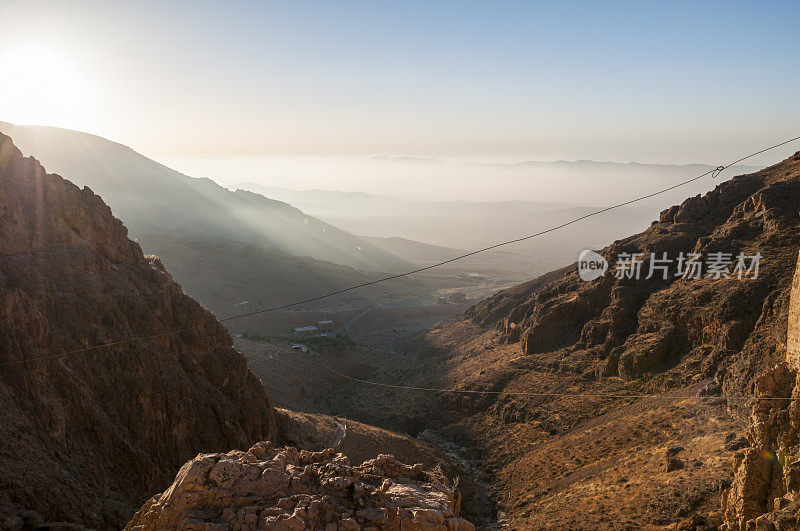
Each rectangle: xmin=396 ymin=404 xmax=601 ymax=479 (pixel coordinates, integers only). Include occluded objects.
xmin=0 ymin=133 xmax=276 ymax=527
xmin=127 ymin=441 xmax=474 ymax=531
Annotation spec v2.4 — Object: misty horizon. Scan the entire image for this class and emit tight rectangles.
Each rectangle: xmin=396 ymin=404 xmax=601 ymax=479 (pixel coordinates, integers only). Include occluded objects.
xmin=162 ymin=152 xmax=764 ymax=204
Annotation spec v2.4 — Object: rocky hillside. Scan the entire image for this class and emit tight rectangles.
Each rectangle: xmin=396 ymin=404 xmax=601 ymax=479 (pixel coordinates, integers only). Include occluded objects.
xmin=469 ymin=152 xmax=800 ymax=396
xmin=466 ymin=150 xmax=800 ymax=527
xmin=127 ymin=442 xmax=474 ymax=530
xmin=330 ymin=150 xmax=800 ymax=528
xmin=0 ymin=133 xmax=276 ymax=528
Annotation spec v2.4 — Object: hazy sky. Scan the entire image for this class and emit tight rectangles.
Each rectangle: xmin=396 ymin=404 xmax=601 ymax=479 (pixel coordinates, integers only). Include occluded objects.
xmin=0 ymin=0 xmax=798 ymax=166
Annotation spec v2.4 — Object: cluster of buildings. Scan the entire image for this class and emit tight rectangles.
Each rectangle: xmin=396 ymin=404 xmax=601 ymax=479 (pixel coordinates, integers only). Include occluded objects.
xmin=437 ymin=292 xmax=467 ymax=305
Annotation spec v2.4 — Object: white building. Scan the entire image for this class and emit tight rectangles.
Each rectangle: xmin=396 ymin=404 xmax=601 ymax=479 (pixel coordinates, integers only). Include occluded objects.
xmin=293 ymin=325 xmax=318 ymax=336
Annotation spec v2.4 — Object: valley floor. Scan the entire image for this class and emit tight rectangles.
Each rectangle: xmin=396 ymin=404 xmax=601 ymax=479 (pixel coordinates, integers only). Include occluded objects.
xmin=238 ymin=313 xmax=748 ymax=529
xmin=234 ymin=303 xmax=502 ymax=527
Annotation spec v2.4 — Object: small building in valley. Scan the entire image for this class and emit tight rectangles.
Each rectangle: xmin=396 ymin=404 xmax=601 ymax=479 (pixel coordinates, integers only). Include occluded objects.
xmin=293 ymin=325 xmax=318 ymax=336
xmin=449 ymin=292 xmax=467 ymax=303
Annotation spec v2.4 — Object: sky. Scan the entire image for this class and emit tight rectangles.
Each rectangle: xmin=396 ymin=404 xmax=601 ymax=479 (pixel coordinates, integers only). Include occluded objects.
xmin=0 ymin=1 xmax=799 ymax=179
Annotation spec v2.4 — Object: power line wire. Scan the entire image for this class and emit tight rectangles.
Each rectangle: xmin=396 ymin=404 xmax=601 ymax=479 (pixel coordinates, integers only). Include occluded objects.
xmin=309 ymin=349 xmax=792 ymax=402
xmin=237 ymin=344 xmax=790 ymax=402
xmin=1 ymin=134 xmax=799 ymax=368
xmin=215 ymin=134 xmax=800 ymax=323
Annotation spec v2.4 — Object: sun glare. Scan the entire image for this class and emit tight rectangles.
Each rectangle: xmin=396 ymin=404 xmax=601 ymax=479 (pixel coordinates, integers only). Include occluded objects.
xmin=0 ymin=44 xmax=94 ymax=129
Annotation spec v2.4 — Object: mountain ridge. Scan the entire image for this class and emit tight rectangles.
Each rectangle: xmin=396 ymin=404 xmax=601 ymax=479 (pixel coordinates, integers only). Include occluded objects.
xmin=0 ymin=132 xmax=276 ymax=527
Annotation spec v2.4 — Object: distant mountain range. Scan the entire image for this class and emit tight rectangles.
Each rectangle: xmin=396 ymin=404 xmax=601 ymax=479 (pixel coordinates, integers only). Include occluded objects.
xmin=485 ymin=158 xmax=761 ymax=171
xmin=234 ymin=183 xmax=669 ymax=278
xmin=236 ymin=153 xmax=763 ymax=278
xmin=360 ymin=236 xmax=464 ymax=265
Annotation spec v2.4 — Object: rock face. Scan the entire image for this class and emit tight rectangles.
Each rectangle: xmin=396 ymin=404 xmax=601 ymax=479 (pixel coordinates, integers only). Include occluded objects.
xmin=466 ymin=151 xmax=800 ymax=412
xmin=469 ymin=153 xmax=800 ymax=388
xmin=127 ymin=441 xmax=474 ymax=531
xmin=786 ymin=252 xmax=800 ymax=373
xmin=0 ymin=133 xmax=276 ymax=527
xmin=721 ymin=251 xmax=800 ymax=529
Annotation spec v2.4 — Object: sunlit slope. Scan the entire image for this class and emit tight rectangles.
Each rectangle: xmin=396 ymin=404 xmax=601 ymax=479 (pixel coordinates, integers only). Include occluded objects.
xmin=0 ymin=121 xmax=409 ymax=273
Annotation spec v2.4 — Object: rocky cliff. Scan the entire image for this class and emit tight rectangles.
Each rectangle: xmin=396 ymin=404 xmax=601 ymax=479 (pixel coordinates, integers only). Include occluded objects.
xmin=471 ymin=153 xmax=800 ymax=388
xmin=0 ymin=133 xmax=276 ymax=528
xmin=471 ymin=151 xmax=800 ymax=527
xmin=127 ymin=442 xmax=474 ymax=530
xmin=720 ymin=250 xmax=800 ymax=530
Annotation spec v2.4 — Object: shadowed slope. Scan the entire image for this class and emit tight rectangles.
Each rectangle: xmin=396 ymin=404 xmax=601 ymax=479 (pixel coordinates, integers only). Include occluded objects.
xmin=0 ymin=133 xmax=275 ymax=527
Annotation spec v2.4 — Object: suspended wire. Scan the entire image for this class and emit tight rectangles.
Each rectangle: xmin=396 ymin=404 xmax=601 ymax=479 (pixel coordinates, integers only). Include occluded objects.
xmin=309 ymin=349 xmax=792 ymax=402
xmin=1 ymin=134 xmax=799 ymax=369
xmin=215 ymin=134 xmax=800 ymax=322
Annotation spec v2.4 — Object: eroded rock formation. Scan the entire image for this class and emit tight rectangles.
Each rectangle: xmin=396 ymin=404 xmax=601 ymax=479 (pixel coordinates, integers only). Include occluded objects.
xmin=127 ymin=441 xmax=474 ymax=531
xmin=0 ymin=133 xmax=276 ymax=528
xmin=469 ymin=153 xmax=800 ymax=390
xmin=721 ymin=251 xmax=800 ymax=529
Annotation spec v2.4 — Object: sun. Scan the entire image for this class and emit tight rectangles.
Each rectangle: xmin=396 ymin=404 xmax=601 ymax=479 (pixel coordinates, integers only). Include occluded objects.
xmin=0 ymin=44 xmax=95 ymax=129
